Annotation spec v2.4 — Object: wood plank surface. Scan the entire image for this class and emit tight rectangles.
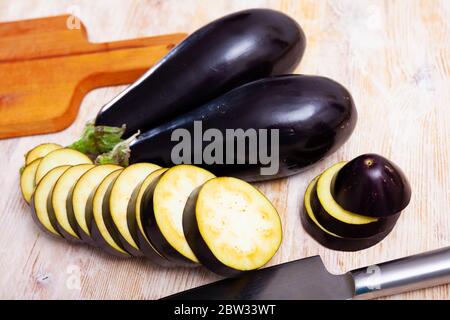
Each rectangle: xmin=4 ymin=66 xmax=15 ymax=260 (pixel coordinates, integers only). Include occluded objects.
xmin=0 ymin=0 xmax=448 ymax=300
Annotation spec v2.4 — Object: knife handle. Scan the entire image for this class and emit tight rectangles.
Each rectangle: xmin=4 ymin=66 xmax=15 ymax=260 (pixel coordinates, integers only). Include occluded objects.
xmin=350 ymin=246 xmax=450 ymax=299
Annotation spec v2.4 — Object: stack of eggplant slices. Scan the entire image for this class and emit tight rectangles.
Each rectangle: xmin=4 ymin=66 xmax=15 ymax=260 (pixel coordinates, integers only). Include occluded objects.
xmin=19 ymin=9 xmax=411 ymax=276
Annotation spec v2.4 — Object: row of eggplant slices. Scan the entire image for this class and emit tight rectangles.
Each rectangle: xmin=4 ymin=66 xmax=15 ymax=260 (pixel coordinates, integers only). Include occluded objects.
xmin=20 ymin=143 xmax=282 ymax=277
xmin=301 ymin=154 xmax=412 ymax=251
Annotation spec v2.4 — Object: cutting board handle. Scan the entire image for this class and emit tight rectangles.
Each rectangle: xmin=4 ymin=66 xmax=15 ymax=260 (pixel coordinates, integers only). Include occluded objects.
xmin=0 ymin=14 xmax=186 ymax=139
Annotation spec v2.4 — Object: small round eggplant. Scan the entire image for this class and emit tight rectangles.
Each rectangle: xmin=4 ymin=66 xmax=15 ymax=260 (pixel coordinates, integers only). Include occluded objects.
xmin=332 ymin=154 xmax=411 ymax=217
xmin=302 ymin=177 xmax=395 ymax=252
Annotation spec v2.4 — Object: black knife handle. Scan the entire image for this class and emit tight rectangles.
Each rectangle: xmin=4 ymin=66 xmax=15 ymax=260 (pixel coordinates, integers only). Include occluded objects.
xmin=350 ymin=246 xmax=450 ymax=299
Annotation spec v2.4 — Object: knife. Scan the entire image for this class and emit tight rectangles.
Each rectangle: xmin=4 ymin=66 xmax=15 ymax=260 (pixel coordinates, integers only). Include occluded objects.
xmin=163 ymin=246 xmax=450 ymax=300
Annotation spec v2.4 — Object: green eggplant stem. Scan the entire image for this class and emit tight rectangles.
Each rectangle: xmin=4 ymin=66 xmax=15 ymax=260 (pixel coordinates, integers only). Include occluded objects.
xmin=68 ymin=122 xmax=126 ymax=158
xmin=95 ymin=131 xmax=140 ymax=167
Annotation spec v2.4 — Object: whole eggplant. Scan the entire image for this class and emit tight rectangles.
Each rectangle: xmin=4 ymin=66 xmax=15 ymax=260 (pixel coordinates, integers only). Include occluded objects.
xmin=121 ymin=75 xmax=357 ymax=182
xmin=95 ymin=9 xmax=306 ymax=138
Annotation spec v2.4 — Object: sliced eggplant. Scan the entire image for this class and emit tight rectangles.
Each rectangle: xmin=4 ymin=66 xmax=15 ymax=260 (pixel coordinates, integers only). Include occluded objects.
xmin=90 ymin=170 xmax=129 ymax=257
xmin=25 ymin=143 xmax=62 ymax=165
xmin=311 ymin=162 xmax=400 ymax=238
xmin=31 ymin=165 xmax=71 ymax=237
xmin=301 ymin=177 xmax=395 ymax=252
xmin=133 ymin=168 xmax=172 ymax=266
xmin=332 ymin=154 xmax=412 ymax=217
xmin=35 ymin=148 xmax=93 ymax=184
xmin=141 ymin=165 xmax=215 ymax=266
xmin=109 ymin=163 xmax=161 ymax=256
xmin=183 ymin=177 xmax=282 ymax=277
xmin=20 ymin=158 xmax=41 ymax=203
xmin=72 ymin=164 xmax=122 ymax=245
xmin=52 ymin=164 xmax=95 ymax=242
xmin=316 ymin=162 xmax=377 ymax=225
xmin=311 ymin=183 xmax=400 ymax=238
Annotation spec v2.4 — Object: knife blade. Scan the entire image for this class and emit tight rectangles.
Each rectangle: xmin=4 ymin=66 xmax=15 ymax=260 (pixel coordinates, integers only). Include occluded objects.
xmin=163 ymin=247 xmax=450 ymax=300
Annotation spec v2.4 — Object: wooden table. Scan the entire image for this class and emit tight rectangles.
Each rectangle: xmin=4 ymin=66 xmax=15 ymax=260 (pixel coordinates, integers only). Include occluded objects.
xmin=0 ymin=0 xmax=448 ymax=300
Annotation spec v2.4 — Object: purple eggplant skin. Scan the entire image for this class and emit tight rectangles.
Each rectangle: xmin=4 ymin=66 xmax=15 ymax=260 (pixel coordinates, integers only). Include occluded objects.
xmin=128 ymin=75 xmax=357 ymax=182
xmin=95 ymin=9 xmax=306 ymax=138
xmin=331 ymin=154 xmax=412 ymax=217
xmin=310 ymin=183 xmax=401 ymax=238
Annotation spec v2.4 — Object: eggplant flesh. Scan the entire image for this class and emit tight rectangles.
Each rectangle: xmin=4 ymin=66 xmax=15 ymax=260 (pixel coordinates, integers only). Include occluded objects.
xmin=332 ymin=153 xmax=412 ymax=217
xmin=95 ymin=9 xmax=306 ymax=137
xmin=31 ymin=166 xmax=71 ymax=237
xmin=140 ymin=165 xmax=215 ymax=266
xmin=129 ymin=75 xmax=357 ymax=182
xmin=133 ymin=168 xmax=173 ymax=266
xmin=302 ymin=177 xmax=395 ymax=252
xmin=90 ymin=170 xmax=130 ymax=258
xmin=311 ymin=184 xmax=400 ymax=238
xmin=183 ymin=177 xmax=282 ymax=277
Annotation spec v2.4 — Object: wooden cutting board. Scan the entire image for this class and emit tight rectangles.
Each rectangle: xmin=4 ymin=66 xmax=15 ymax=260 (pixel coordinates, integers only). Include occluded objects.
xmin=0 ymin=15 xmax=186 ymax=139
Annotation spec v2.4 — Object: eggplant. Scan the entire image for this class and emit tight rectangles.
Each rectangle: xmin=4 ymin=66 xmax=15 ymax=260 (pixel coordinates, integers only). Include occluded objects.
xmin=311 ymin=184 xmax=400 ymax=238
xmin=90 ymin=170 xmax=130 ymax=258
xmin=301 ymin=177 xmax=395 ymax=252
xmin=312 ymin=162 xmax=400 ymax=238
xmin=71 ymin=164 xmax=122 ymax=245
xmin=115 ymin=75 xmax=357 ymax=182
xmin=132 ymin=168 xmax=173 ymax=266
xmin=108 ymin=163 xmax=161 ymax=256
xmin=183 ymin=177 xmax=282 ymax=277
xmin=24 ymin=143 xmax=62 ymax=165
xmin=140 ymin=165 xmax=215 ymax=266
xmin=52 ymin=164 xmax=95 ymax=242
xmin=93 ymin=9 xmax=305 ymax=139
xmin=31 ymin=166 xmax=71 ymax=237
xmin=332 ymin=154 xmax=412 ymax=217
xmin=20 ymin=158 xmax=42 ymax=204
xmin=35 ymin=148 xmax=92 ymax=184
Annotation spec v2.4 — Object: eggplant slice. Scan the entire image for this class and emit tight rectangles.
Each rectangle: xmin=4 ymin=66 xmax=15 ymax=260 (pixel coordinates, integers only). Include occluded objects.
xmin=133 ymin=168 xmax=172 ymax=266
xmin=302 ymin=177 xmax=395 ymax=252
xmin=109 ymin=163 xmax=161 ymax=256
xmin=35 ymin=148 xmax=93 ymax=184
xmin=25 ymin=143 xmax=62 ymax=165
xmin=72 ymin=164 xmax=122 ymax=245
xmin=52 ymin=164 xmax=95 ymax=241
xmin=316 ymin=162 xmax=377 ymax=225
xmin=311 ymin=183 xmax=400 ymax=238
xmin=20 ymin=158 xmax=42 ymax=204
xmin=183 ymin=177 xmax=282 ymax=277
xmin=31 ymin=165 xmax=71 ymax=237
xmin=141 ymin=165 xmax=215 ymax=266
xmin=91 ymin=170 xmax=129 ymax=257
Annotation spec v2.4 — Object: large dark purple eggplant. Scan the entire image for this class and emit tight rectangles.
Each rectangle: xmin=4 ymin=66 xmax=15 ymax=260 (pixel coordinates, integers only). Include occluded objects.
xmin=331 ymin=154 xmax=411 ymax=217
xmin=94 ymin=9 xmax=305 ymax=138
xmin=115 ymin=75 xmax=357 ymax=182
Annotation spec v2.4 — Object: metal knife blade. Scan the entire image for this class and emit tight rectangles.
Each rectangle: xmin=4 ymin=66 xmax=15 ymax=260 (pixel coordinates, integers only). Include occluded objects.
xmin=162 ymin=256 xmax=355 ymax=300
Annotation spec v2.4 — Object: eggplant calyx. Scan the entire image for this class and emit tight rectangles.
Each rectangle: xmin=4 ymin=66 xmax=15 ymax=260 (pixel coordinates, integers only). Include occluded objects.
xmin=95 ymin=131 xmax=139 ymax=166
xmin=68 ymin=122 xmax=126 ymax=158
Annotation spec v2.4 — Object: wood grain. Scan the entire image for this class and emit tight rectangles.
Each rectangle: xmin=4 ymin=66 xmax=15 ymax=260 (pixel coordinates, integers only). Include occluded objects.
xmin=0 ymin=15 xmax=185 ymax=139
xmin=0 ymin=0 xmax=448 ymax=300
